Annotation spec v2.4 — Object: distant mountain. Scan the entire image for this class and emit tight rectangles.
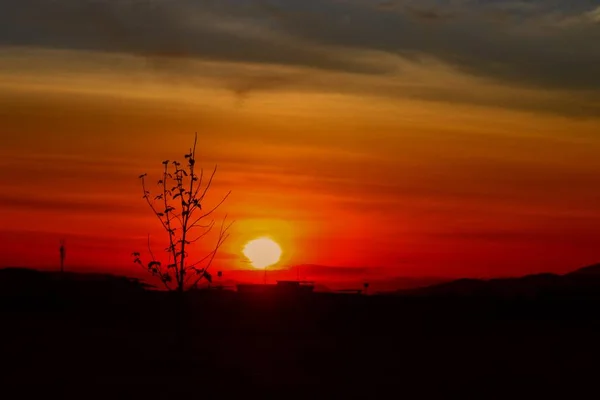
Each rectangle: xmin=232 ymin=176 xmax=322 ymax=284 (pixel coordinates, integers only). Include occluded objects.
xmin=0 ymin=267 xmax=151 ymax=297
xmin=4 ymin=263 xmax=599 ymax=299
xmin=397 ymin=264 xmax=600 ymax=298
xmin=567 ymin=263 xmax=600 ymax=277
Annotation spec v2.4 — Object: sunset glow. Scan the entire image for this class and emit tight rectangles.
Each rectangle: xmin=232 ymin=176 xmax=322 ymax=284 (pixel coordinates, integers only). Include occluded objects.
xmin=2 ymin=2 xmax=600 ymax=395
xmin=243 ymin=238 xmax=283 ymax=269
xmin=0 ymin=1 xmax=599 ymax=288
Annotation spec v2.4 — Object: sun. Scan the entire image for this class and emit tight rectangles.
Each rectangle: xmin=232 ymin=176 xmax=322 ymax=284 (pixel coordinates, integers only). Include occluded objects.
xmin=243 ymin=237 xmax=282 ymax=269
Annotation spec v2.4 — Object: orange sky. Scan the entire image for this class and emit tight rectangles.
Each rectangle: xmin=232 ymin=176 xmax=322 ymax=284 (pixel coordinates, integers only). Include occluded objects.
xmin=1 ymin=1 xmax=600 ymax=284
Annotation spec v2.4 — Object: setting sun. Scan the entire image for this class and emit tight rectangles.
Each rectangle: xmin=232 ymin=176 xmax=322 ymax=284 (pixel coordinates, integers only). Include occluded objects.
xmin=242 ymin=237 xmax=282 ymax=269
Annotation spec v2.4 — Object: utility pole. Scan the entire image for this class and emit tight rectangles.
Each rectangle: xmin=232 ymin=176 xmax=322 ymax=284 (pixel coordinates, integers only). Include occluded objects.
xmin=59 ymin=240 xmax=66 ymax=274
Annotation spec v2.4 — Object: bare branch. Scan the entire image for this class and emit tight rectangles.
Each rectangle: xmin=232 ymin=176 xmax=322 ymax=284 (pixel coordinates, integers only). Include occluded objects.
xmin=195 ymin=168 xmax=204 ymax=198
xmin=147 ymin=234 xmax=157 ymax=262
xmin=141 ymin=176 xmax=170 ymax=234
xmin=188 ymin=221 xmax=215 ymax=244
xmin=190 ymin=221 xmax=214 ymax=230
xmin=199 ymin=165 xmax=218 ymax=203
xmin=189 ymin=215 xmax=234 ymax=287
xmin=190 ymin=191 xmax=231 ymax=227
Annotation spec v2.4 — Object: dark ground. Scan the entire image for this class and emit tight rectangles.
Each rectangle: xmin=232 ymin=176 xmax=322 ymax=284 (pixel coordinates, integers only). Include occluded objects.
xmin=1 ymin=269 xmax=599 ymax=398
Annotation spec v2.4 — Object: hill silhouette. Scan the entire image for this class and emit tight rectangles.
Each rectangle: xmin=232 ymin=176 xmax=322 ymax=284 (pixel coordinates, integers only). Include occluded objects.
xmin=398 ymin=263 xmax=600 ymax=298
xmin=0 ymin=267 xmax=150 ymax=290
xmin=0 ymin=267 xmax=150 ymax=307
xmin=1 ymin=264 xmax=600 ymax=398
xmin=567 ymin=263 xmax=600 ymax=276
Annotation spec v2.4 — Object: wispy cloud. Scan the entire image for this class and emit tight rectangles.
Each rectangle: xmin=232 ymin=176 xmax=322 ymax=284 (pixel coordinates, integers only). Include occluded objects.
xmin=1 ymin=0 xmax=599 ymax=117
xmin=0 ymin=194 xmax=141 ymax=215
xmin=588 ymin=5 xmax=600 ymax=22
xmin=1 ymin=0 xmax=599 ymax=92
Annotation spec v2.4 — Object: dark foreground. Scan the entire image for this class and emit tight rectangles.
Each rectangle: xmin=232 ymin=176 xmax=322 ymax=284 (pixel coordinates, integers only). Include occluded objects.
xmin=1 ymin=270 xmax=600 ymax=398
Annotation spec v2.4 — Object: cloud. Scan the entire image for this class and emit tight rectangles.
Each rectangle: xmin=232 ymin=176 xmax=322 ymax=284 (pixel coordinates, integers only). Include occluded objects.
xmin=3 ymin=43 xmax=598 ymax=118
xmin=557 ymin=5 xmax=600 ymax=26
xmin=0 ymin=194 xmax=141 ymax=215
xmin=404 ymin=6 xmax=454 ymax=22
xmin=0 ymin=1 xmax=595 ymax=84
xmin=276 ymin=1 xmax=600 ymax=91
xmin=0 ymin=0 xmax=600 ymax=114
xmin=1 ymin=0 xmax=599 ymax=116
xmin=588 ymin=6 xmax=600 ymax=22
xmin=0 ymin=0 xmax=387 ymax=75
xmin=433 ymin=228 xmax=600 ymax=247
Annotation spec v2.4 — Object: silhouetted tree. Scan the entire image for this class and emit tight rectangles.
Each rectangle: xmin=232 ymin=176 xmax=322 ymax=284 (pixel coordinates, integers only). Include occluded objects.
xmin=133 ymin=133 xmax=232 ymax=292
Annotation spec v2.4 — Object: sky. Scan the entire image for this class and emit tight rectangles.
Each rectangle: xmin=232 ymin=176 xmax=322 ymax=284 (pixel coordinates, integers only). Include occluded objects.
xmin=1 ymin=0 xmax=599 ymax=286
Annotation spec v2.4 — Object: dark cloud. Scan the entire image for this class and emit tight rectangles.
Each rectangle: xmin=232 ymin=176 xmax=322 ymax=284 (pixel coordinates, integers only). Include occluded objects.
xmin=1 ymin=0 xmax=599 ymax=112
xmin=0 ymin=194 xmax=141 ymax=215
xmin=404 ymin=6 xmax=454 ymax=22
xmin=0 ymin=0 xmax=387 ymax=75
xmin=434 ymin=230 xmax=544 ymax=242
xmin=226 ymin=72 xmax=311 ymax=105
xmin=265 ymin=1 xmax=600 ymax=90
xmin=433 ymin=228 xmax=600 ymax=247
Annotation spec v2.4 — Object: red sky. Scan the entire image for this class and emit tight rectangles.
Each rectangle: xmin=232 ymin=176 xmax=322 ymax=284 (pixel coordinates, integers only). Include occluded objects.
xmin=1 ymin=1 xmax=600 ymax=285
